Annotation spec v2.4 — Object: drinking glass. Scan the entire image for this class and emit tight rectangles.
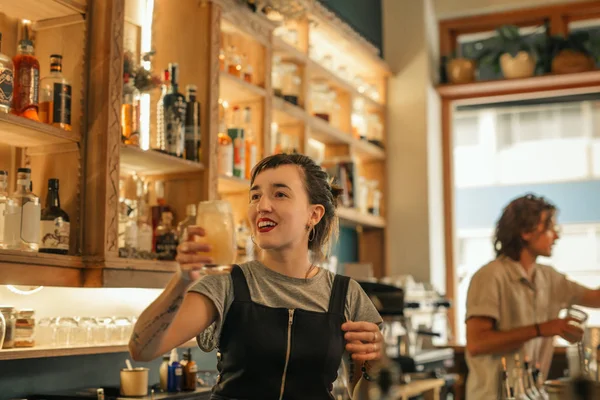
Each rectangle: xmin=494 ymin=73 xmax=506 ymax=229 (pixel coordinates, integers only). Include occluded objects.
xmin=195 ymin=200 xmax=237 ymax=269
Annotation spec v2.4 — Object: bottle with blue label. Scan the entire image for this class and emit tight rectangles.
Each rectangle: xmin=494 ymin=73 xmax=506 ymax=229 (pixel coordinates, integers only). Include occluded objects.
xmin=167 ymin=348 xmax=183 ymax=392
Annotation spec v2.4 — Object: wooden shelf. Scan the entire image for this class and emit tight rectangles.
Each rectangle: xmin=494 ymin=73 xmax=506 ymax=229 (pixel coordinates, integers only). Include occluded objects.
xmin=0 ymin=250 xmax=83 ymax=287
xmin=0 ymin=113 xmax=80 ymax=148
xmin=0 ymin=0 xmax=87 ymax=21
xmin=272 ymin=96 xmax=308 ymax=125
xmin=437 ymin=70 xmax=600 ymax=100
xmin=83 ymin=257 xmax=179 ymax=289
xmin=0 ymin=340 xmax=196 ymax=361
xmin=273 ymin=36 xmax=309 ymax=65
xmin=308 ymin=59 xmax=384 ymax=112
xmin=120 ymin=145 xmax=204 ymax=176
xmin=218 ymin=175 xmax=250 ymax=194
xmin=308 ymin=115 xmax=353 ymax=145
xmin=337 ymin=207 xmax=385 ymax=229
xmin=220 ymin=72 xmax=267 ymax=104
xmin=352 ymin=139 xmax=385 ymax=161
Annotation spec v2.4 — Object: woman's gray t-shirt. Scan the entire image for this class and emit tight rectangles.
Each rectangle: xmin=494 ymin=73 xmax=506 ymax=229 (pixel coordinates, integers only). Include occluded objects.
xmin=188 ymin=260 xmax=383 ymax=352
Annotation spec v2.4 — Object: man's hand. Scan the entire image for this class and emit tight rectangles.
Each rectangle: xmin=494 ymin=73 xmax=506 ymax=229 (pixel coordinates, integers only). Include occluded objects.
xmin=342 ymin=321 xmax=383 ymax=362
xmin=539 ymin=318 xmax=584 ymax=343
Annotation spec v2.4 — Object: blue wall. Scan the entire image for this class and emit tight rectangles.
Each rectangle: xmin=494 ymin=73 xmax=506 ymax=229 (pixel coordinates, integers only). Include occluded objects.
xmin=318 ymin=0 xmax=383 ymax=56
xmin=455 ymin=180 xmax=600 ymax=229
xmin=332 ymin=226 xmax=359 ymax=264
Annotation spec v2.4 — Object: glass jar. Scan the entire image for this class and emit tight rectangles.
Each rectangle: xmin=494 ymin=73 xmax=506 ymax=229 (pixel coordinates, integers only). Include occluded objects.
xmin=366 ymin=115 xmax=384 ymax=145
xmin=272 ymin=56 xmax=283 ymax=97
xmin=311 ymin=83 xmax=333 ymax=122
xmin=366 ymin=180 xmax=380 ymax=215
xmin=14 ymin=308 xmax=35 ymax=347
xmin=281 ymin=63 xmax=301 ymax=106
xmin=357 ymin=176 xmax=368 ymax=214
xmin=0 ymin=306 xmax=16 ymax=349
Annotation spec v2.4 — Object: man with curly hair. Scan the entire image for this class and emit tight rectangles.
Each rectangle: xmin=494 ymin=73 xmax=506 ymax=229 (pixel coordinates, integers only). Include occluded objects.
xmin=464 ymin=194 xmax=600 ymax=399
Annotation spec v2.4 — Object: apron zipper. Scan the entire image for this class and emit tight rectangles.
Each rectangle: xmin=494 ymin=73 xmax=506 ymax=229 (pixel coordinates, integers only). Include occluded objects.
xmin=279 ymin=308 xmax=295 ymax=400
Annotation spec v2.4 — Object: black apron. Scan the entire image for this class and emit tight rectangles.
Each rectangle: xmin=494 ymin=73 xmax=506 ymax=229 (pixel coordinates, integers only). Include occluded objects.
xmin=210 ymin=265 xmax=350 ymax=400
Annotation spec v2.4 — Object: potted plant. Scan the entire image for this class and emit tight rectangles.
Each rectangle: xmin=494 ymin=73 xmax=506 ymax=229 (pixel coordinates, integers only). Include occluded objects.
xmin=542 ymin=31 xmax=598 ymax=74
xmin=479 ymin=25 xmax=539 ymax=79
xmin=445 ymin=46 xmax=479 ymax=84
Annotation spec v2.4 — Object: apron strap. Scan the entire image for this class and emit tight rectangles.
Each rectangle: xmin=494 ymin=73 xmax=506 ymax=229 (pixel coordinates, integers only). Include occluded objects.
xmin=230 ymin=265 xmax=251 ymax=302
xmin=327 ymin=274 xmax=351 ymax=316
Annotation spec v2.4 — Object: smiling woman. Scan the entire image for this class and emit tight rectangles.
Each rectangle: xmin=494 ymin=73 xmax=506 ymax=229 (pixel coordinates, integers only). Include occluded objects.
xmin=129 ymin=154 xmax=385 ymax=400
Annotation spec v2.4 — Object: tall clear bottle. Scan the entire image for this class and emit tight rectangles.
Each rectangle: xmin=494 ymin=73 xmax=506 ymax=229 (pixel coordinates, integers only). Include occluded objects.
xmin=3 ymin=168 xmax=41 ymax=252
xmin=177 ymin=204 xmax=197 ymax=244
xmin=533 ymin=363 xmax=549 ymax=400
xmin=0 ymin=171 xmax=8 ymax=248
xmin=39 ymin=54 xmax=72 ymax=131
xmin=163 ymin=63 xmax=186 ymax=158
xmin=0 ymin=33 xmax=14 ymax=113
xmin=512 ymin=354 xmax=531 ymax=400
xmin=500 ymin=357 xmax=515 ymax=400
xmin=523 ymin=357 xmax=542 ymax=400
xmin=155 ymin=69 xmax=169 ymax=153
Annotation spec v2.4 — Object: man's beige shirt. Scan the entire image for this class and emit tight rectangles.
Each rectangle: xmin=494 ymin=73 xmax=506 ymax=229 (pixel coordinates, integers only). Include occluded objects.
xmin=465 ymin=256 xmax=588 ymax=399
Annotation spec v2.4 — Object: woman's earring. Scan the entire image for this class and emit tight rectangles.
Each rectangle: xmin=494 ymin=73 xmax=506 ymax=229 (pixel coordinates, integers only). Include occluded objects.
xmin=308 ymin=225 xmax=315 ymax=242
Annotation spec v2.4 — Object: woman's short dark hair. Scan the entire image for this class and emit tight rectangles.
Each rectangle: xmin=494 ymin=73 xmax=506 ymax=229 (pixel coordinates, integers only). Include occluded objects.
xmin=494 ymin=194 xmax=557 ymax=261
xmin=250 ymin=153 xmax=344 ymax=262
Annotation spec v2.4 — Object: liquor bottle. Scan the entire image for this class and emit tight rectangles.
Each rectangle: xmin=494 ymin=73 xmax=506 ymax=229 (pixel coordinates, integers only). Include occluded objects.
xmin=120 ymin=73 xmax=140 ymax=146
xmin=0 ymin=171 xmax=7 ymax=248
xmin=523 ymin=357 xmax=542 ymax=400
xmin=155 ymin=211 xmax=178 ymax=260
xmin=500 ymin=357 xmax=515 ymax=400
xmin=12 ymin=21 xmax=40 ymax=121
xmin=533 ymin=363 xmax=549 ymax=400
xmin=39 ymin=178 xmax=70 ymax=254
xmin=512 ymin=354 xmax=531 ymax=400
xmin=0 ymin=33 xmax=14 ymax=113
xmin=243 ymin=106 xmax=257 ymax=179
xmin=163 ymin=63 xmax=186 ymax=158
xmin=218 ymin=101 xmax=233 ymax=177
xmin=177 ymin=204 xmax=196 ymax=244
xmin=183 ymin=348 xmax=198 ymax=391
xmin=39 ymin=54 xmax=72 ymax=131
xmin=184 ymin=84 xmax=201 ymax=162
xmin=3 ymin=168 xmax=41 ymax=252
xmin=155 ymin=69 xmax=169 ymax=152
xmin=228 ymin=106 xmax=245 ymax=179
xmin=150 ymin=180 xmax=172 ymax=251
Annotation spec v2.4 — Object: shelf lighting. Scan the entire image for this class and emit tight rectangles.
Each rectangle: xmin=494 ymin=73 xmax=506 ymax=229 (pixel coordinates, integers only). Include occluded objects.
xmin=139 ymin=0 xmax=154 ymax=151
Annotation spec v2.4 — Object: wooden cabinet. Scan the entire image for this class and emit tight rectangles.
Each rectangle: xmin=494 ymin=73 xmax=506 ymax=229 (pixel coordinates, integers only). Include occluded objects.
xmin=0 ymin=0 xmax=391 ymax=288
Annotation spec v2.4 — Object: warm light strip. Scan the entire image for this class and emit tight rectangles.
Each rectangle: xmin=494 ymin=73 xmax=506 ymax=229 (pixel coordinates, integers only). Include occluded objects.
xmin=6 ymin=285 xmax=45 ymax=296
xmin=140 ymin=93 xmax=150 ymax=150
xmin=140 ymin=0 xmax=154 ymax=150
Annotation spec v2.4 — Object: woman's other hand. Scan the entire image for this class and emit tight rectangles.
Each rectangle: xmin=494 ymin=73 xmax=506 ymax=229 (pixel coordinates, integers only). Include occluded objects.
xmin=342 ymin=321 xmax=383 ymax=362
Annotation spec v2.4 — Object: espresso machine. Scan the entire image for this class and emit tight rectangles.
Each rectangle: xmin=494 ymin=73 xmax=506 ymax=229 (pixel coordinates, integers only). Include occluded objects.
xmin=357 ymin=278 xmax=457 ymax=399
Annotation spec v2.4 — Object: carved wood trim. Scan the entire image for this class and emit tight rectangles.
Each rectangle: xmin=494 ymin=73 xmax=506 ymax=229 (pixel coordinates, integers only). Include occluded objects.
xmin=84 ymin=0 xmax=124 ymax=261
xmin=213 ymin=0 xmax=277 ymax=47
xmin=106 ymin=0 xmax=125 ymax=254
